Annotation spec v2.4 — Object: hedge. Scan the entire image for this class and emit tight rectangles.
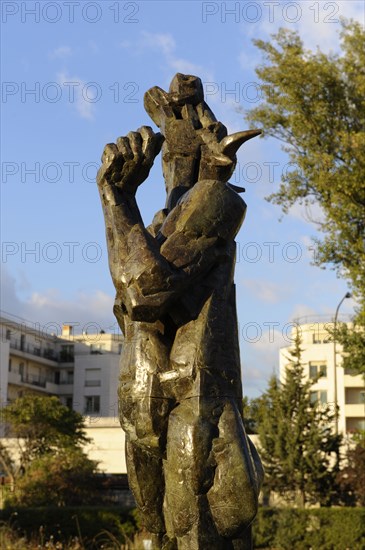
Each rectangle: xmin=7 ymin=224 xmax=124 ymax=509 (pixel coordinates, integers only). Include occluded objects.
xmin=1 ymin=506 xmax=365 ymax=549
xmin=252 ymin=507 xmax=365 ymax=549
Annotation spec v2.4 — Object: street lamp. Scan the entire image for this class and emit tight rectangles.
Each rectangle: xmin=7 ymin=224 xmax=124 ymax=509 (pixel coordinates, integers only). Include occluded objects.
xmin=333 ymin=292 xmax=352 ymax=435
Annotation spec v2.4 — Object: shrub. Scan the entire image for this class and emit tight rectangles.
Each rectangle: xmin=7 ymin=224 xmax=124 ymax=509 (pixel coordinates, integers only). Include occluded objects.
xmin=252 ymin=507 xmax=365 ymax=549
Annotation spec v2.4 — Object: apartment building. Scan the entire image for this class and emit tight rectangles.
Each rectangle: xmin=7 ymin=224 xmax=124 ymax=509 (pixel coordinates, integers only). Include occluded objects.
xmin=0 ymin=313 xmax=126 ymax=474
xmin=0 ymin=315 xmax=75 ymax=409
xmin=279 ymin=320 xmax=365 ymax=436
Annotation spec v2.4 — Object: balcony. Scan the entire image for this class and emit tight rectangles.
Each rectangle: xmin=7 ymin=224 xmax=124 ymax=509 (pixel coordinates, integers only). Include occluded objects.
xmin=344 ymin=403 xmax=365 ymax=417
xmin=9 ymin=340 xmax=60 ymax=364
xmin=8 ymin=371 xmax=21 ymax=385
xmin=8 ymin=371 xmax=49 ymax=393
xmin=344 ymin=374 xmax=365 ymax=387
xmin=22 ymin=373 xmax=47 ymax=387
xmin=55 ymin=383 xmax=74 ymax=395
xmin=7 ymin=371 xmax=73 ymax=396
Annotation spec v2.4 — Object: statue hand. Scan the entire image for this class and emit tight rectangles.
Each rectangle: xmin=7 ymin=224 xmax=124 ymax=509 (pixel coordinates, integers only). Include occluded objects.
xmin=97 ymin=126 xmax=164 ymax=197
xmin=144 ymin=74 xmax=261 ymax=186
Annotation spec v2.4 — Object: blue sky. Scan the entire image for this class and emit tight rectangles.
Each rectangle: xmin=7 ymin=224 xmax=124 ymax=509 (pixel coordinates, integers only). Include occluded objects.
xmin=1 ymin=1 xmax=364 ymax=397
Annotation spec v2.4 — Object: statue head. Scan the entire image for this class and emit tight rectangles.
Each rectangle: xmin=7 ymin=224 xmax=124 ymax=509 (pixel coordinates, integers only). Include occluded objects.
xmin=144 ymin=73 xmax=261 ymax=209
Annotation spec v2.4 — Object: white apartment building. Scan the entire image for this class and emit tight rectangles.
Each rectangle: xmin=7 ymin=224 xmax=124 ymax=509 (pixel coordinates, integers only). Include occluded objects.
xmin=0 ymin=313 xmax=126 ymax=474
xmin=280 ymin=320 xmax=365 ymax=436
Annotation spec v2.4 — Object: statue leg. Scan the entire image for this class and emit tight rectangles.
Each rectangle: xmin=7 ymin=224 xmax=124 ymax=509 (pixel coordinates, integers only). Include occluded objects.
xmin=163 ymin=397 xmax=229 ymax=549
xmin=120 ymin=393 xmax=173 ymax=542
xmin=117 ymin=325 xmax=175 ymax=543
xmin=125 ymin=437 xmax=165 ymax=534
xmin=163 ymin=397 xmax=262 ymax=549
xmin=207 ymin=399 xmax=263 ymax=549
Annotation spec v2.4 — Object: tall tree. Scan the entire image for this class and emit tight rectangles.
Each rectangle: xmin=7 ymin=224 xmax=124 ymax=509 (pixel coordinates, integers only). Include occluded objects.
xmin=336 ymin=441 xmax=365 ymax=506
xmin=255 ymin=331 xmax=341 ymax=507
xmin=2 ymin=395 xmax=89 ymax=469
xmin=245 ymin=20 xmax=365 ymax=373
xmin=0 ymin=395 xmax=101 ymax=507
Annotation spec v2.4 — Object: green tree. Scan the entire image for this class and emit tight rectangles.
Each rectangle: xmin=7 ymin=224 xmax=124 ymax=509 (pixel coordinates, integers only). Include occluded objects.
xmin=245 ymin=20 xmax=365 ymax=373
xmin=2 ymin=395 xmax=89 ymax=469
xmin=242 ymin=396 xmax=260 ymax=434
xmin=6 ymin=448 xmax=102 ymax=507
xmin=255 ymin=331 xmax=341 ymax=507
xmin=336 ymin=442 xmax=365 ymax=506
xmin=0 ymin=395 xmax=101 ymax=506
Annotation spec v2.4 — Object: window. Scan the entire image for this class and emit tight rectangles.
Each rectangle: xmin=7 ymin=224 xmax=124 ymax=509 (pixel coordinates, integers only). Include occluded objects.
xmin=85 ymin=395 xmax=100 ymax=414
xmin=60 ymin=345 xmax=74 ymax=362
xmin=310 ymin=391 xmax=327 ymax=405
xmin=346 ymin=418 xmax=365 ymax=433
xmin=309 ymin=362 xmax=327 ymax=379
xmin=85 ymin=369 xmax=101 ymax=387
xmin=8 ymin=359 xmax=12 ymax=372
xmin=345 ymin=388 xmax=365 ymax=404
xmin=44 ymin=347 xmax=54 ymax=360
xmin=19 ymin=362 xmax=25 ymax=380
xmin=312 ymin=330 xmax=331 ymax=344
xmin=6 ymin=329 xmax=11 ymax=340
xmin=66 ymin=397 xmax=73 ymax=409
xmin=20 ymin=334 xmax=25 ymax=351
xmin=90 ymin=344 xmax=105 ymax=354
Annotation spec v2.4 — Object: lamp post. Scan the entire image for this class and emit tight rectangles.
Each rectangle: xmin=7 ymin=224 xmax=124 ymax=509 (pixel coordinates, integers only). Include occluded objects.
xmin=333 ymin=292 xmax=352 ymax=435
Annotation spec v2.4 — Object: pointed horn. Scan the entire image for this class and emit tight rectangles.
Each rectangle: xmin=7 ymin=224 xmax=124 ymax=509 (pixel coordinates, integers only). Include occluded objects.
xmin=220 ymin=129 xmax=262 ymax=159
xmin=211 ymin=154 xmax=234 ymax=166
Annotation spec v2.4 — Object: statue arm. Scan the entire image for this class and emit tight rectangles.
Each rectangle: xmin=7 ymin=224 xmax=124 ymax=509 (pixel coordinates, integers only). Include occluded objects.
xmin=99 ymin=174 xmax=245 ymax=323
xmin=97 ymin=127 xmax=196 ymax=322
xmin=97 ymin=125 xmax=247 ymax=323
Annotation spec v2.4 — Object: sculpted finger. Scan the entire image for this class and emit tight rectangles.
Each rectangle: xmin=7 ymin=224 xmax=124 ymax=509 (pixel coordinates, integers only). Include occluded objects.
xmin=139 ymin=126 xmax=164 ymax=160
xmin=101 ymin=143 xmax=118 ymax=164
xmin=138 ymin=126 xmax=155 ymax=155
xmin=116 ymin=136 xmax=133 ymax=160
xmin=98 ymin=143 xmax=120 ymax=185
xmin=144 ymin=86 xmax=175 ymax=129
xmin=127 ymin=131 xmax=143 ymax=158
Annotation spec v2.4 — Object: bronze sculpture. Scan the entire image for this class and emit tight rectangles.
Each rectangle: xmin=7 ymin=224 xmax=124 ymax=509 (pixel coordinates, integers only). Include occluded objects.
xmin=97 ymin=73 xmax=263 ymax=549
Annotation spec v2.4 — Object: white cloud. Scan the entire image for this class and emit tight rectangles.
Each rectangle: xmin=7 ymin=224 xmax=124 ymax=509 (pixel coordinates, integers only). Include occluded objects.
xmin=241 ymin=327 xmax=284 ymax=396
xmin=134 ymin=31 xmax=214 ymax=82
xmin=289 ymin=303 xmax=318 ymax=322
xmin=239 ymin=1 xmax=364 ymax=71
xmin=57 ymin=72 xmax=95 ymax=120
xmin=287 ymin=201 xmax=326 ymax=226
xmin=49 ymin=46 xmax=72 ymax=59
xmin=1 ymin=266 xmax=115 ymax=334
xmin=242 ymin=279 xmax=289 ymax=304
xmin=141 ymin=32 xmax=176 ymax=57
xmin=294 ymin=1 xmax=364 ymax=53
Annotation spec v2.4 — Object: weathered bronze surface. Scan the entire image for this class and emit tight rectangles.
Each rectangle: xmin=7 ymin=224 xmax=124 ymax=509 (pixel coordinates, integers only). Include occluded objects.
xmin=97 ymin=73 xmax=264 ymax=549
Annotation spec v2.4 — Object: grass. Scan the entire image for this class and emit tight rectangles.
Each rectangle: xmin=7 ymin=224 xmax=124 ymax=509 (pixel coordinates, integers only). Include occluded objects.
xmin=0 ymin=520 xmax=153 ymax=550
